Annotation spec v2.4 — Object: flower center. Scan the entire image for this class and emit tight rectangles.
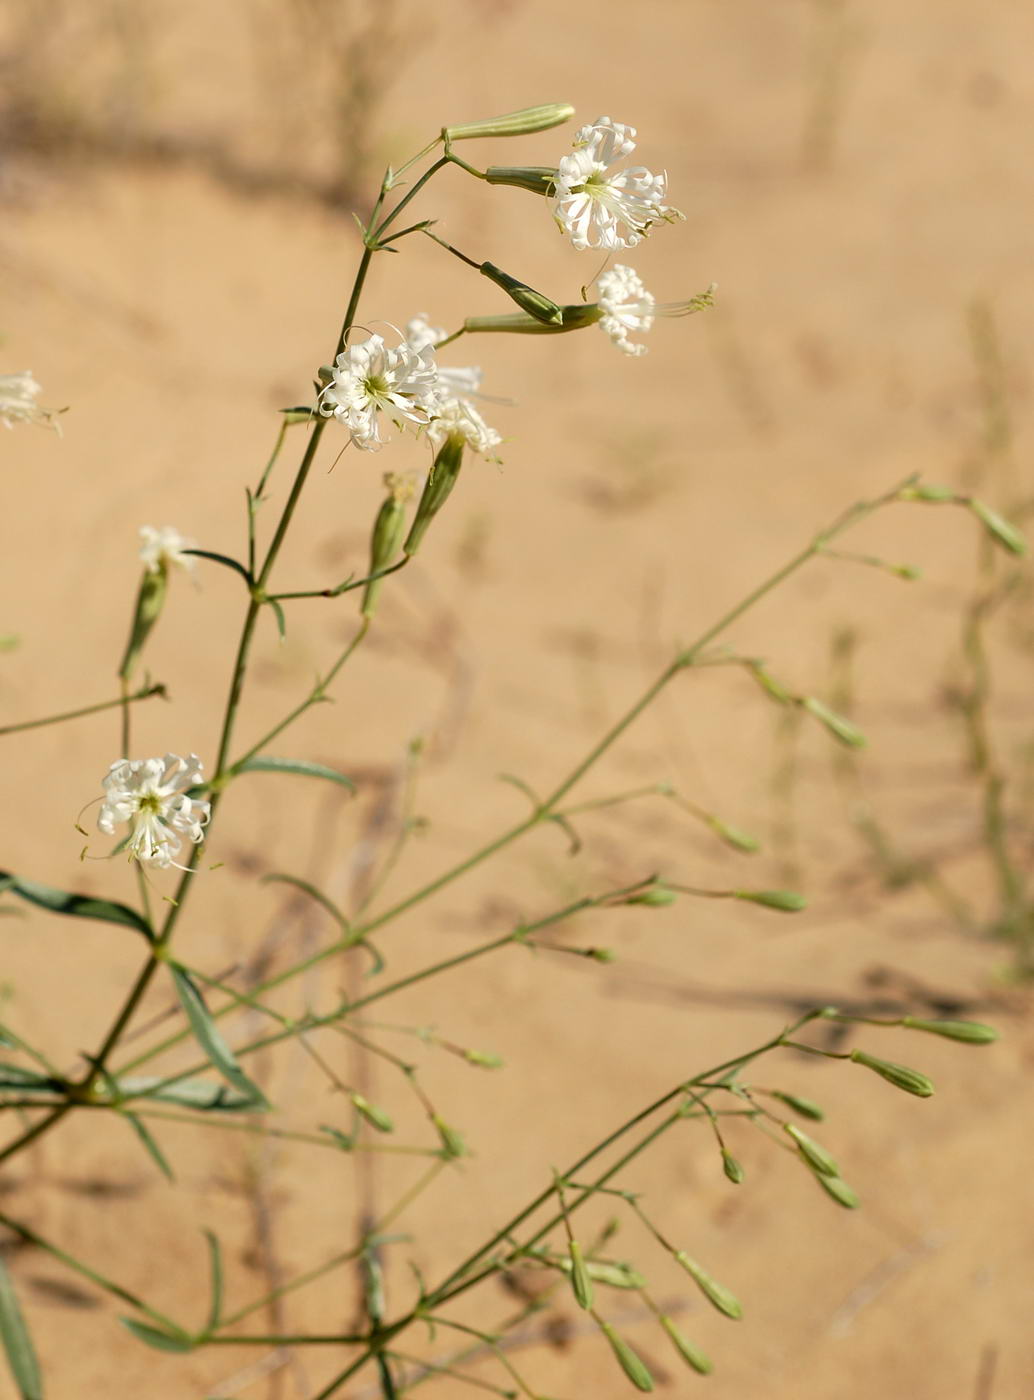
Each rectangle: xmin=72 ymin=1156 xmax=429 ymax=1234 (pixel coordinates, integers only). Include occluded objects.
xmin=364 ymin=373 xmax=391 ymax=404
xmin=138 ymin=792 xmax=163 ymax=818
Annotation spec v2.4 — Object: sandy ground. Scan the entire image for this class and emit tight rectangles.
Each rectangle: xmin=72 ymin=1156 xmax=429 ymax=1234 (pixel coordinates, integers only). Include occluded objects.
xmin=1 ymin=1 xmax=1033 ymax=1396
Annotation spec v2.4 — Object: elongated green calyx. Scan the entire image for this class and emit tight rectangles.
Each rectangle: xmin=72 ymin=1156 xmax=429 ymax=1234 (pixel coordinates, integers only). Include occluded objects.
xmin=443 ymin=103 xmax=575 ymax=142
xmin=555 ymin=1254 xmax=645 ymax=1289
xmin=485 ymin=165 xmax=558 ymax=196
xmin=479 ymin=262 xmax=563 ymax=324
xmin=463 ymin=304 xmax=603 ymax=336
xmin=432 ymin=1115 xmax=467 ymax=1159
xmin=118 ymin=568 xmax=167 ymax=681
xmin=722 ymin=1150 xmax=745 ymax=1184
xmin=802 ymin=696 xmax=867 ymax=748
xmin=659 ymin=1316 xmax=713 ymax=1375
xmin=673 ymin=1253 xmax=743 ymax=1319
xmin=901 ymin=1017 xmax=999 ymax=1045
xmin=969 ymin=498 xmax=1028 ymax=556
xmin=784 ymin=1123 xmax=839 ymax=1177
xmin=815 ymin=1173 xmax=860 ymax=1209
xmin=733 ymin=888 xmax=808 ymax=912
xmin=568 ymin=1241 xmax=594 ymax=1311
xmin=626 ymin=883 xmax=677 ymax=907
xmin=768 ymin=1090 xmax=825 ymax=1121
xmin=404 ymin=436 xmax=464 ymax=557
xmin=361 ymin=476 xmax=411 ymax=618
xmin=599 ymin=1322 xmax=655 ymax=1392
xmin=708 ymin=817 xmax=761 ymax=853
xmin=849 ymin=1049 xmax=934 ymax=1098
xmin=351 ymin=1092 xmax=394 ymax=1133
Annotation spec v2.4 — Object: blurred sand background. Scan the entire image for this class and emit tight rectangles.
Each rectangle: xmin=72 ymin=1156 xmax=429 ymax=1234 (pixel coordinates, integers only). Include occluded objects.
xmin=1 ymin=1 xmax=1033 ymax=1396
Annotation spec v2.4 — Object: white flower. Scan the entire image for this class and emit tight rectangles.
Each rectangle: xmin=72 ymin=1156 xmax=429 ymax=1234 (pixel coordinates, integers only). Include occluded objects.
xmin=0 ymin=371 xmax=59 ymax=432
xmin=318 ymin=331 xmax=440 ymax=451
xmin=405 ymin=316 xmax=503 ymax=459
xmin=98 ymin=753 xmax=211 ymax=870
xmin=552 ymin=117 xmax=673 ymax=252
xmin=139 ymin=525 xmax=198 ymax=574
xmin=594 ymin=268 xmax=717 ymax=356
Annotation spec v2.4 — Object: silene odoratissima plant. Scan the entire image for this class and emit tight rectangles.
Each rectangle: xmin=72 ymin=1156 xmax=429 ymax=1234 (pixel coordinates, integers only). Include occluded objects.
xmin=0 ymin=105 xmax=1019 ymax=1399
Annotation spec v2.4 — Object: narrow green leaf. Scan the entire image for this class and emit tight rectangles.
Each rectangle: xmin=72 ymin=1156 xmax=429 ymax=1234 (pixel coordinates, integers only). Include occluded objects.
xmin=0 ymin=1256 xmax=42 ymax=1400
xmin=0 ymin=873 xmax=153 ymax=940
xmin=202 ymin=1231 xmax=223 ymax=1335
xmin=182 ymin=549 xmax=253 ymax=584
xmin=261 ymin=872 xmax=382 ymax=973
xmin=268 ymin=597 xmax=287 ymax=642
xmin=119 ymin=1317 xmax=195 ymax=1353
xmin=115 ymin=1076 xmax=261 ymax=1113
xmin=123 ymin=1112 xmax=174 ymax=1182
xmin=168 ymin=966 xmax=268 ymax=1109
xmin=236 ymin=757 xmax=354 ymax=791
xmin=0 ymin=1064 xmax=64 ymax=1095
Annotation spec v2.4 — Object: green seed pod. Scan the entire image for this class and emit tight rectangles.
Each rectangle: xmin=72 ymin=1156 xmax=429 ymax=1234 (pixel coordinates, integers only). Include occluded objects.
xmin=659 ymin=1316 xmax=713 ymax=1375
xmin=969 ymin=498 xmax=1028 ymax=556
xmin=901 ymin=1017 xmax=999 ymax=1045
xmin=722 ymin=1150 xmax=745 ymax=1184
xmin=815 ymin=1173 xmax=860 ymax=1209
xmin=351 ymin=1093 xmax=394 ymax=1134
xmin=733 ymin=889 xmax=808 ymax=912
xmin=768 ymin=1090 xmax=825 ymax=1122
xmin=432 ymin=1115 xmax=466 ymax=1159
xmin=479 ymin=262 xmax=563 ymax=325
xmin=444 ymin=103 xmax=575 ymax=142
xmin=404 ymin=436 xmax=465 ymax=557
xmin=584 ymin=1261 xmax=646 ymax=1290
xmin=599 ymin=1322 xmax=655 ymax=1392
xmin=568 ymin=1240 xmax=594 ymax=1311
xmin=784 ymin=1123 xmax=839 ymax=1177
xmin=463 ymin=304 xmax=603 ymax=336
xmin=673 ymin=1253 xmax=743 ymax=1319
xmin=118 ymin=568 xmax=168 ymax=681
xmin=802 ymin=697 xmax=868 ymax=749
xmin=849 ymin=1049 xmax=934 ymax=1098
xmin=361 ymin=477 xmax=410 ymax=618
xmin=484 ymin=165 xmax=558 ymax=196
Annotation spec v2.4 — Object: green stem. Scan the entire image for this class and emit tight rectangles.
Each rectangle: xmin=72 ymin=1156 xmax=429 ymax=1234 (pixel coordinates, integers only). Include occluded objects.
xmin=0 ymin=682 xmax=164 ymax=739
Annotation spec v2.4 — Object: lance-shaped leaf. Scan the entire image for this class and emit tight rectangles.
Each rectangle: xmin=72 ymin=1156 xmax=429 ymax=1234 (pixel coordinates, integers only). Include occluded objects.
xmin=123 ymin=1112 xmax=174 ymax=1182
xmin=119 ymin=1317 xmax=195 ymax=1353
xmin=233 ymin=757 xmax=354 ymax=792
xmin=181 ymin=548 xmax=254 ymax=584
xmin=202 ymin=1231 xmax=223 ymax=1335
xmin=115 ymin=1076 xmax=261 ymax=1113
xmin=168 ymin=966 xmax=268 ymax=1109
xmin=0 ymin=1256 xmax=42 ymax=1400
xmin=0 ymin=873 xmax=152 ymax=940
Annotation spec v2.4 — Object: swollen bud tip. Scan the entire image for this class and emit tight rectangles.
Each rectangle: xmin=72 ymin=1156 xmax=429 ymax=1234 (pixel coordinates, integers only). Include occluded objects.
xmin=849 ymin=1049 xmax=934 ymax=1098
xmin=479 ymin=262 xmax=563 ymax=324
xmin=444 ymin=103 xmax=575 ymax=142
xmin=901 ymin=1017 xmax=998 ymax=1045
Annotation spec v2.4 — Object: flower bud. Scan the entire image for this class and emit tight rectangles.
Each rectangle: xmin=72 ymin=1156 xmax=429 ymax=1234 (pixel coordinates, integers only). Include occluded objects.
xmin=768 ymin=1090 xmax=825 ymax=1121
xmin=585 ymin=1260 xmax=646 ymax=1289
xmin=625 ymin=884 xmax=677 ymax=907
xmin=464 ymin=1049 xmax=505 ymax=1068
xmin=479 ymin=262 xmax=564 ymax=325
xmin=659 ymin=1316 xmax=713 ymax=1375
xmin=750 ymin=663 xmax=793 ymax=705
xmin=118 ymin=568 xmax=167 ymax=681
xmin=969 ymin=498 xmax=1028 ymax=556
xmin=351 ymin=1092 xmax=394 ymax=1133
xmin=485 ymin=165 xmax=558 ymax=196
xmin=599 ymin=1322 xmax=655 ymax=1392
xmin=708 ymin=818 xmax=761 ymax=853
xmin=849 ymin=1049 xmax=934 ymax=1098
xmin=568 ymin=1240 xmax=594 ymax=1310
xmin=432 ymin=1115 xmax=466 ymax=1159
xmin=361 ymin=475 xmax=411 ymax=618
xmin=280 ymin=405 xmax=315 ymax=424
xmin=784 ymin=1123 xmax=839 ymax=1176
xmin=901 ymin=1017 xmax=998 ymax=1045
xmin=815 ymin=1173 xmax=860 ymax=1209
xmin=733 ymin=889 xmax=807 ymax=912
xmin=443 ymin=103 xmax=575 ymax=142
xmin=722 ymin=1150 xmax=745 ymax=1184
xmin=673 ymin=1253 xmax=742 ymax=1319
xmin=802 ymin=697 xmax=867 ymax=748
xmin=404 ymin=436 xmax=465 ymax=557
xmin=898 ymin=482 xmax=955 ymax=502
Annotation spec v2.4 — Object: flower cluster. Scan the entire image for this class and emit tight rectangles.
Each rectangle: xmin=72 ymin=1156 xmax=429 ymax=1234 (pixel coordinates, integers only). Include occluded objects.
xmin=552 ymin=116 xmax=676 ymax=252
xmin=98 ymin=753 xmax=211 ymax=870
xmin=0 ymin=371 xmax=59 ymax=432
xmin=318 ymin=332 xmax=440 ymax=452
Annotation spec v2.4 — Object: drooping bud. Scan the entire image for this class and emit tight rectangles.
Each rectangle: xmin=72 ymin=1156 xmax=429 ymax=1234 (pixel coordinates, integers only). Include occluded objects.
xmin=599 ymin=1321 xmax=655 ymax=1392
xmin=732 ymin=889 xmax=808 ymax=912
xmin=361 ymin=474 xmax=412 ymax=618
xmin=749 ymin=663 xmax=793 ymax=705
xmin=815 ymin=1173 xmax=860 ymax=1209
xmin=118 ymin=569 xmax=167 ymax=681
xmin=444 ymin=103 xmax=575 ymax=142
xmin=969 ymin=498 xmax=1028 ymax=556
xmin=404 ymin=436 xmax=465 ymax=557
xmin=784 ymin=1123 xmax=839 ymax=1177
xmin=802 ymin=697 xmax=868 ymax=749
xmin=432 ymin=1115 xmax=467 ymax=1159
xmin=673 ymin=1253 xmax=743 ymax=1319
xmin=351 ymin=1093 xmax=394 ymax=1133
xmin=901 ymin=1017 xmax=998 ymax=1045
xmin=568 ymin=1240 xmax=594 ymax=1311
xmin=768 ymin=1090 xmax=825 ymax=1121
xmin=485 ymin=166 xmax=558 ymax=196
xmin=479 ymin=263 xmax=563 ymax=324
xmin=658 ymin=1316 xmax=713 ymax=1375
xmin=722 ymin=1150 xmax=745 ymax=1184
xmin=849 ymin=1049 xmax=934 ymax=1098
xmin=707 ymin=817 xmax=761 ymax=853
